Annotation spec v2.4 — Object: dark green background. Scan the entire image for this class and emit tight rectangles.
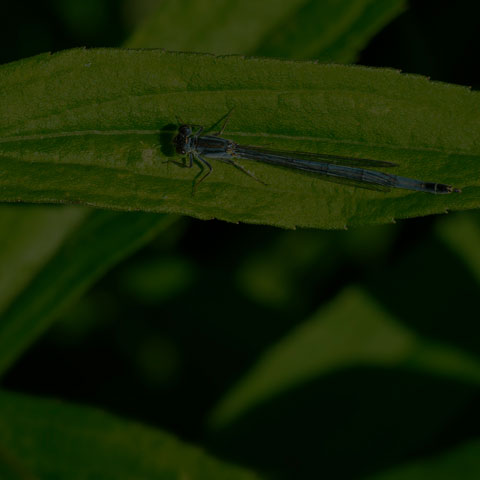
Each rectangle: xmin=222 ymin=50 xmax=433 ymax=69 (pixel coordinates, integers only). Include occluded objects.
xmin=2 ymin=1 xmax=480 ymax=479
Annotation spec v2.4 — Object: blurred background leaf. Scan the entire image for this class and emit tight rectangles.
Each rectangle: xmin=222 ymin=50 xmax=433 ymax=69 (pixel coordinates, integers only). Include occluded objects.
xmin=436 ymin=211 xmax=480 ymax=285
xmin=0 ymin=391 xmax=261 ymax=480
xmin=0 ymin=205 xmax=87 ymax=315
xmin=206 ymin=288 xmax=480 ymax=477
xmin=365 ymin=439 xmax=480 ymax=480
xmin=126 ymin=0 xmax=406 ymax=65
xmin=209 ymin=287 xmax=480 ymax=430
xmin=0 ymin=211 xmax=174 ymax=375
xmin=254 ymin=0 xmax=407 ymax=63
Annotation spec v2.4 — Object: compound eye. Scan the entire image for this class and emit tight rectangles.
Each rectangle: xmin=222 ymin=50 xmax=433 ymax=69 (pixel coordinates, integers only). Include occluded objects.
xmin=179 ymin=125 xmax=192 ymax=136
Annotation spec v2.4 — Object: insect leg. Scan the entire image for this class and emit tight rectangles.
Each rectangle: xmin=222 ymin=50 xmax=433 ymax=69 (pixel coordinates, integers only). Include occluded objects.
xmin=192 ymin=153 xmax=213 ymax=193
xmin=215 ymin=107 xmax=236 ymax=135
xmin=228 ymin=158 xmax=266 ymax=185
xmin=163 ymin=152 xmax=194 ymax=168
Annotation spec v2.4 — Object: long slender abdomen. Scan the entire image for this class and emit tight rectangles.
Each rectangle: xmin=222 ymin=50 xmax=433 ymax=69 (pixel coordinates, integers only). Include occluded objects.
xmin=234 ymin=148 xmax=458 ymax=194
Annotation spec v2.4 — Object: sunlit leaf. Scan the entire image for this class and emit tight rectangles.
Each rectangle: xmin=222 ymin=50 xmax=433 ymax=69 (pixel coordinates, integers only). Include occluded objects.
xmin=0 ymin=49 xmax=476 ymax=229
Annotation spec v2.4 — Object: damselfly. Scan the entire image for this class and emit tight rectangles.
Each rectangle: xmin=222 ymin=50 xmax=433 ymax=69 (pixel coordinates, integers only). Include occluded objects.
xmin=171 ymin=115 xmax=460 ymax=194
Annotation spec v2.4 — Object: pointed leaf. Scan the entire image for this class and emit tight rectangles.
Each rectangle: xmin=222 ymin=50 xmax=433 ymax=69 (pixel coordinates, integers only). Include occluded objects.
xmin=0 ymin=49 xmax=477 ymax=228
xmin=209 ymin=287 xmax=480 ymax=429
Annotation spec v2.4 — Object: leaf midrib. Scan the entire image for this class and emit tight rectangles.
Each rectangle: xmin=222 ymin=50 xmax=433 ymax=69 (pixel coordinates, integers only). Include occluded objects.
xmin=0 ymin=128 xmax=477 ymax=159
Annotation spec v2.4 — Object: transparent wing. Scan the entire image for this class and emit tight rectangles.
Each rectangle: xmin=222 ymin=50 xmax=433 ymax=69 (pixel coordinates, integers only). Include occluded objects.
xmin=292 ymin=170 xmax=392 ymax=192
xmin=235 ymin=144 xmax=396 ymax=168
xmin=232 ymin=146 xmax=394 ymax=192
xmin=232 ymin=146 xmax=456 ymax=194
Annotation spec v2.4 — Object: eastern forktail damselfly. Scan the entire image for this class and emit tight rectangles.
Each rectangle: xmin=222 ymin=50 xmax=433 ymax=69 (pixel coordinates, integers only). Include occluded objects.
xmin=171 ymin=117 xmax=460 ymax=194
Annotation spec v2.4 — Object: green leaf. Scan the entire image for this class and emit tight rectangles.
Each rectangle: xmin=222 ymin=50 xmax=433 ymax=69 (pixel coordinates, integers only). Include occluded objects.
xmin=0 ymin=211 xmax=174 ymax=376
xmin=0 ymin=390 xmax=261 ymax=480
xmin=254 ymin=0 xmax=406 ymax=62
xmin=126 ymin=0 xmax=303 ymax=52
xmin=0 ymin=205 xmax=87 ymax=315
xmin=209 ymin=287 xmax=480 ymax=429
xmin=0 ymin=439 xmax=37 ymax=480
xmin=436 ymin=212 xmax=480 ymax=285
xmin=366 ymin=439 xmax=480 ymax=480
xmin=1 ymin=48 xmax=477 ymax=229
xmin=126 ymin=0 xmax=406 ymax=64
